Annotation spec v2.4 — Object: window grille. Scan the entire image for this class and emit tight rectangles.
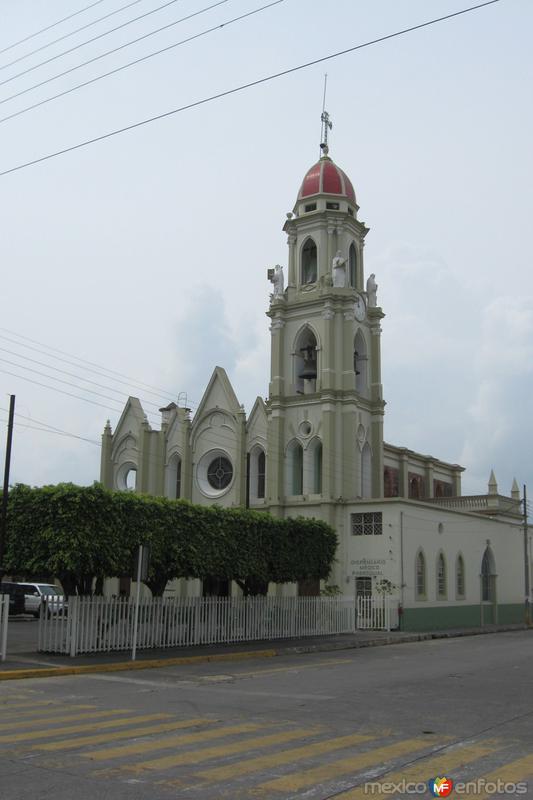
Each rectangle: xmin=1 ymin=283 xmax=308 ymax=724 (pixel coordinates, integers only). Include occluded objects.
xmin=351 ymin=512 xmax=382 ymax=536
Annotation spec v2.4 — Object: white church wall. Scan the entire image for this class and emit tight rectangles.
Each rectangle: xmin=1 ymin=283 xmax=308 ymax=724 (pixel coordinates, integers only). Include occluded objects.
xmin=397 ymin=501 xmax=523 ymax=630
xmin=191 ymin=409 xmax=240 ymax=508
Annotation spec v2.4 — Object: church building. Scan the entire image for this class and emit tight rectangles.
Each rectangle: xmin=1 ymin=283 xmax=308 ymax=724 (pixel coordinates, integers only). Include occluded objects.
xmin=100 ymin=119 xmax=527 ymax=631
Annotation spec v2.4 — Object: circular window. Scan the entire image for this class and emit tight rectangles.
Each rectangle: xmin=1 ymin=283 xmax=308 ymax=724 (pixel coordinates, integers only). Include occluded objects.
xmin=207 ymin=456 xmax=233 ymax=490
xmin=196 ymin=449 xmax=235 ymax=498
xmin=299 ymin=420 xmax=312 ymax=437
xmin=125 ymin=468 xmax=137 ymax=491
xmin=116 ymin=461 xmax=138 ymax=492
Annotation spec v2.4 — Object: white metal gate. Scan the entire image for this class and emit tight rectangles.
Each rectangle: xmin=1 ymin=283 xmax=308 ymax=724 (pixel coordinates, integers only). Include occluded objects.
xmin=356 ymin=594 xmax=399 ymax=631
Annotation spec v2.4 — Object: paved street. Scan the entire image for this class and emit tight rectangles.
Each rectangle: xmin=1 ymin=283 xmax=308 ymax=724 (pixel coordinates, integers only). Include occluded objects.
xmin=1 ymin=630 xmax=532 ymax=799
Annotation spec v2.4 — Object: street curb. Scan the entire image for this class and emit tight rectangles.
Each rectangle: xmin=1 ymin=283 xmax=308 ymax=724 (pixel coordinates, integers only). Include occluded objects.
xmin=0 ymin=648 xmax=278 ymax=681
xmin=0 ymin=624 xmax=529 ymax=682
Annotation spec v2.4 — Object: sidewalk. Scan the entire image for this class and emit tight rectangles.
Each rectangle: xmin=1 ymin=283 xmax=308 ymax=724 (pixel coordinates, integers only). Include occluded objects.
xmin=0 ymin=622 xmax=530 ymax=681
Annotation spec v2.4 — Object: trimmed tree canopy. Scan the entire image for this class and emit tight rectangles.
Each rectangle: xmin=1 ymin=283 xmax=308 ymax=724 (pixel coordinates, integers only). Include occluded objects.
xmin=4 ymin=483 xmax=337 ymax=596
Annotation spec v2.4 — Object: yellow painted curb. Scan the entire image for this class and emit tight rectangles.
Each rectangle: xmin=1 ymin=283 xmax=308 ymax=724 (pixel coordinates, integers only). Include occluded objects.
xmin=0 ymin=648 xmax=279 ymax=682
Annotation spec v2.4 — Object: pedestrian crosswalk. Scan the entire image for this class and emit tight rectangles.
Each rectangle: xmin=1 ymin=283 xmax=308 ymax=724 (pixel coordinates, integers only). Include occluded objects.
xmin=1 ymin=688 xmax=533 ymax=798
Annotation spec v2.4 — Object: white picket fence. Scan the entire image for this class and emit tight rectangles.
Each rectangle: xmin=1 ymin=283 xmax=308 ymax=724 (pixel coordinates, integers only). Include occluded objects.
xmin=38 ymin=595 xmax=356 ymax=656
xmin=356 ymin=595 xmax=399 ymax=632
xmin=0 ymin=595 xmax=9 ymax=661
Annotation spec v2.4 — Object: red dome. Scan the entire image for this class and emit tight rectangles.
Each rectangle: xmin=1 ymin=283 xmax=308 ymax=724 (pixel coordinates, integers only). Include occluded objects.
xmin=298 ymin=157 xmax=356 ymax=203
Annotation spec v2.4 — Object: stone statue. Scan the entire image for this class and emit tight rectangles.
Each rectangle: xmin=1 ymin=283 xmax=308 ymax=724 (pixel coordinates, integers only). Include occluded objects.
xmin=366 ymin=273 xmax=378 ymax=307
xmin=332 ymin=250 xmax=347 ymax=288
xmin=268 ymin=264 xmax=284 ymax=298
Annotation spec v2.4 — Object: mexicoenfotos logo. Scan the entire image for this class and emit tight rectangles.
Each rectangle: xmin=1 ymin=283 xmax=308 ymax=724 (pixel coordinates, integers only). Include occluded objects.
xmin=428 ymin=777 xmax=454 ymax=797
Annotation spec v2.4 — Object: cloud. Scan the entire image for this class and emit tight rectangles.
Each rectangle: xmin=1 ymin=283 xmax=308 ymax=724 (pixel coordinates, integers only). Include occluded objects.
xmin=161 ymin=285 xmax=266 ymax=416
xmin=460 ymin=295 xmax=533 ymax=493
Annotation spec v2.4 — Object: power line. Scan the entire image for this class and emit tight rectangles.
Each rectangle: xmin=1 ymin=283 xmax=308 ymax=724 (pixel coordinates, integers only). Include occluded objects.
xmin=0 ymin=0 xmax=504 ymax=179
xmin=0 ymin=411 xmax=100 ymax=446
xmin=0 ymin=0 xmax=145 ymax=73
xmin=0 ymin=1 xmax=109 ymax=57
xmin=0 ymin=0 xmax=260 ymax=124
xmin=0 ymin=328 xmax=177 ymax=402
xmin=0 ymin=0 xmax=189 ymax=89
xmin=0 ymin=366 xmax=130 ymax=415
xmin=0 ymin=351 xmax=165 ymax=411
xmin=0 ymin=360 xmax=148 ymax=412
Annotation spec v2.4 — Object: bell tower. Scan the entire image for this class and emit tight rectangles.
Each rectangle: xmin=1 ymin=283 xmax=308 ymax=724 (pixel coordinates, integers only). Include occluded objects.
xmin=266 ymin=118 xmax=385 ymax=519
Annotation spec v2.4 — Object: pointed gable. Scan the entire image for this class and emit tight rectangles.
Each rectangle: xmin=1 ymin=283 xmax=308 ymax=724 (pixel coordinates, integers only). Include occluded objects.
xmin=247 ymin=396 xmax=267 ymax=447
xmin=192 ymin=366 xmax=242 ymax=431
xmin=111 ymin=397 xmax=147 ymax=457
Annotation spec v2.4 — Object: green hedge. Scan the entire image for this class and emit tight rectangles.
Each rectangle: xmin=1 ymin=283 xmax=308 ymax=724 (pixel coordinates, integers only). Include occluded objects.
xmin=4 ymin=483 xmax=337 ymax=596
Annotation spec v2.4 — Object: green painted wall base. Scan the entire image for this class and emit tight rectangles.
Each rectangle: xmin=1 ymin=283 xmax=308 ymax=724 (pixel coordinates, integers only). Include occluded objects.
xmin=401 ymin=604 xmax=524 ymax=632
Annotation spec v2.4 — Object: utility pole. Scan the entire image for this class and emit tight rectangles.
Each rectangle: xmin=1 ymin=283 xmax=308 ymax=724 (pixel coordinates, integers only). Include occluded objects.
xmin=524 ymin=484 xmax=530 ymax=626
xmin=0 ymin=394 xmax=15 ymax=579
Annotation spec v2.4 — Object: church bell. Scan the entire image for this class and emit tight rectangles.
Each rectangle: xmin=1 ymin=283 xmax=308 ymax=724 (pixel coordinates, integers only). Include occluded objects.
xmin=299 ymin=346 xmax=317 ymax=380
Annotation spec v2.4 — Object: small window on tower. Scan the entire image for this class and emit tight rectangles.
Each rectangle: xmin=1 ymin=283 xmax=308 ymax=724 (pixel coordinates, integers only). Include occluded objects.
xmin=326 ymin=202 xmax=339 ymax=210
xmin=304 ymin=203 xmax=317 ymax=213
xmin=349 ymin=243 xmax=357 ymax=288
xmin=347 ymin=207 xmax=354 ymax=216
xmin=301 ymin=238 xmax=317 ymax=284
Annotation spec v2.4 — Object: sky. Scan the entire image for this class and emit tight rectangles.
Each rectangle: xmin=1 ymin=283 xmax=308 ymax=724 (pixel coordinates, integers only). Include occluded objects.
xmin=0 ymin=0 xmax=532 ymax=500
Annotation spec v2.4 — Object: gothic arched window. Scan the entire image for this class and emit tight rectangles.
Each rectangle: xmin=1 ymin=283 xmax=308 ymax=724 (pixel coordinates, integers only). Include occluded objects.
xmin=349 ymin=243 xmax=357 ymax=288
xmin=361 ymin=442 xmax=372 ymax=498
xmin=307 ymin=438 xmax=322 ymax=494
xmin=287 ymin=440 xmax=303 ymax=495
xmin=248 ymin=446 xmax=266 ymax=503
xmin=416 ymin=550 xmax=426 ymax=600
xmin=456 ymin=554 xmax=465 ymax=599
xmin=301 ymin=238 xmax=317 ymax=284
xmin=354 ymin=330 xmax=368 ymax=394
xmin=481 ymin=547 xmax=496 ymax=602
xmin=437 ymin=552 xmax=447 ymax=599
xmin=257 ymin=449 xmax=266 ymax=499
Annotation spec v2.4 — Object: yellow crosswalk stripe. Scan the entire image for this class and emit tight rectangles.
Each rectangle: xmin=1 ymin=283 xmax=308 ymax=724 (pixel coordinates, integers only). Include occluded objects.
xmin=0 ymin=708 xmax=133 ymax=731
xmin=36 ymin=718 xmax=215 ymax=752
xmin=232 ymin=658 xmax=352 ymax=678
xmin=0 ymin=704 xmax=95 ymax=720
xmin=0 ymin=693 xmax=38 ymax=702
xmin=0 ymin=700 xmax=56 ymax=711
xmin=257 ymin=737 xmax=439 ymax=793
xmin=332 ymin=741 xmax=500 ymax=799
xmin=119 ymin=726 xmax=323 ymax=774
xmin=0 ymin=713 xmax=172 ymax=744
xmin=88 ymin=722 xmax=272 ymax=763
xmin=472 ymin=754 xmax=533 ymax=799
xmin=187 ymin=731 xmax=377 ymax=783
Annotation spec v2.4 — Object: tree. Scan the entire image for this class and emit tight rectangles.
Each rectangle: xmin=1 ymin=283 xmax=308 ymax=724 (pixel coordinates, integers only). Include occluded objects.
xmin=5 ymin=484 xmax=338 ymax=596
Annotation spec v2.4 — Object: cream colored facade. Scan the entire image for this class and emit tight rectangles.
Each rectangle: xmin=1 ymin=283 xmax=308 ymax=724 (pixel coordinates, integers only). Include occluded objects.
xmin=100 ymin=147 xmax=529 ymax=629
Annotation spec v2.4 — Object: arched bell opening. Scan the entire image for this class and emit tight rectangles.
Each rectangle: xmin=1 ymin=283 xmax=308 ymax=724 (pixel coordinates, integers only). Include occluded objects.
xmin=294 ymin=327 xmax=318 ymax=394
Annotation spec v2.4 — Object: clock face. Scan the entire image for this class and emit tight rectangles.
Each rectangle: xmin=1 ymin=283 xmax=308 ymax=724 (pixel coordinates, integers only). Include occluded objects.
xmin=354 ymin=294 xmax=366 ymax=321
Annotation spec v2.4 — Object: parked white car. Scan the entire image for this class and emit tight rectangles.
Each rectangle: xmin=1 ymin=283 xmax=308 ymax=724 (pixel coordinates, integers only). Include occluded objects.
xmin=15 ymin=582 xmax=67 ymax=617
